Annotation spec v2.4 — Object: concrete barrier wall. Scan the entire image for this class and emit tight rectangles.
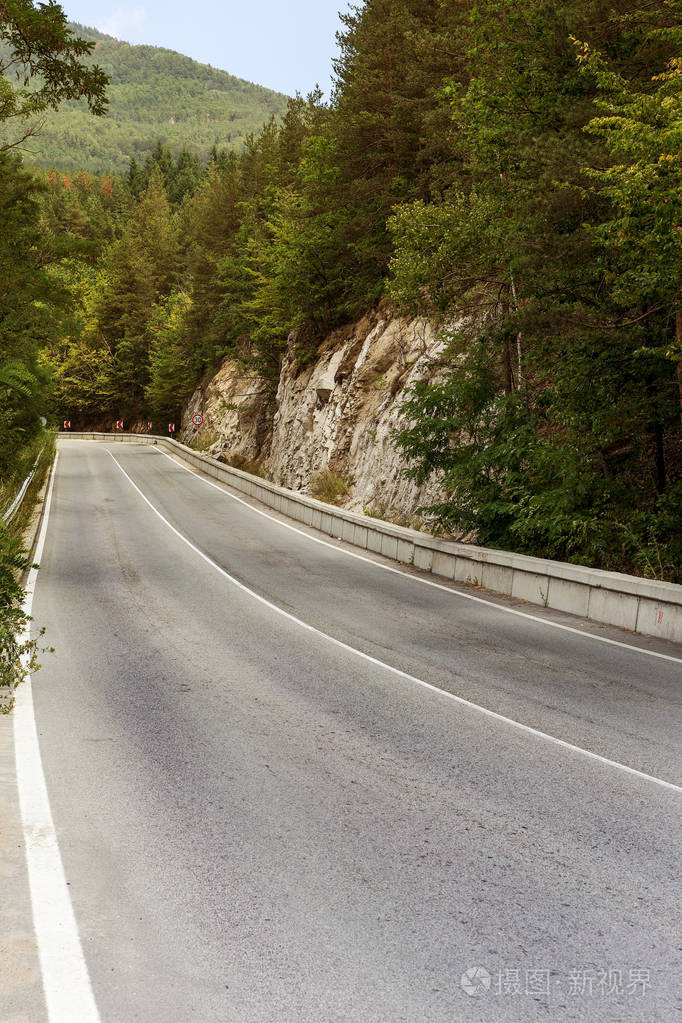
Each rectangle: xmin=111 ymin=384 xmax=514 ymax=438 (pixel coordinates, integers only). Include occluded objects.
xmin=62 ymin=432 xmax=682 ymax=644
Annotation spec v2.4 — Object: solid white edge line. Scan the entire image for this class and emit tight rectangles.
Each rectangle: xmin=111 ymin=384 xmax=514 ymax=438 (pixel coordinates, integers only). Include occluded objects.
xmin=14 ymin=452 xmax=101 ymax=1023
xmin=108 ymin=449 xmax=682 ymax=795
xmin=150 ymin=445 xmax=682 ymax=666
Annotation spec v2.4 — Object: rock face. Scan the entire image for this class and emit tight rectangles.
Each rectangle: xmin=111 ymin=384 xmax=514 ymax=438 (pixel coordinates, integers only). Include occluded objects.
xmin=181 ymin=310 xmax=448 ymax=525
xmin=182 ymin=359 xmax=271 ymax=469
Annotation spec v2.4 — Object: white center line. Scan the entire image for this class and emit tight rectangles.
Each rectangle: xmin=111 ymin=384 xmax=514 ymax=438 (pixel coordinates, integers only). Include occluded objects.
xmin=151 ymin=445 xmax=682 ymax=666
xmin=14 ymin=452 xmax=102 ymax=1023
xmin=109 ymin=449 xmax=682 ymax=795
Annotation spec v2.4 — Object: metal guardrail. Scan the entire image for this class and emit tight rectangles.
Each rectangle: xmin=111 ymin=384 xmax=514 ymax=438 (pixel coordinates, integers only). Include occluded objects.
xmin=2 ymin=450 xmax=43 ymax=524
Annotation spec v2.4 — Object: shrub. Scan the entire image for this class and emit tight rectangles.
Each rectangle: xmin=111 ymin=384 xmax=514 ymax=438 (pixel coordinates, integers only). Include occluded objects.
xmin=309 ymin=467 xmax=351 ymax=505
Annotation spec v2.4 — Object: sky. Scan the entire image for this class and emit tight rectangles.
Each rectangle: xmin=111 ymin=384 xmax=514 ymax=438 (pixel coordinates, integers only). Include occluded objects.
xmin=61 ymin=0 xmax=353 ymax=98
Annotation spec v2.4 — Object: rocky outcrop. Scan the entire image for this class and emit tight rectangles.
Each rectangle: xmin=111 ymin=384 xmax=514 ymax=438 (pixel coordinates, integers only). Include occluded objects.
xmin=181 ymin=309 xmax=449 ymax=525
xmin=182 ymin=359 xmax=271 ymax=470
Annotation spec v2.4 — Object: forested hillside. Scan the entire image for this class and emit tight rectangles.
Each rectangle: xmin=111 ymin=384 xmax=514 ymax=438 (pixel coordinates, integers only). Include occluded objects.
xmin=3 ymin=0 xmax=682 ymax=594
xmin=0 ymin=23 xmax=288 ymax=172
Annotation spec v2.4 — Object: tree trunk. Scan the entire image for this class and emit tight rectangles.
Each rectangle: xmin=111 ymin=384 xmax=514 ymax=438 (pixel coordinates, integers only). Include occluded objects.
xmin=502 ymin=335 xmax=513 ymax=395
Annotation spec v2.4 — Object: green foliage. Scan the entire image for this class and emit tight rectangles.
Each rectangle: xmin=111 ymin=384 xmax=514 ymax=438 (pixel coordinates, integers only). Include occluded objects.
xmin=240 ymin=185 xmax=345 ymax=373
xmin=146 ymin=291 xmax=194 ymax=420
xmin=391 ymin=0 xmax=682 ymax=580
xmin=325 ymin=0 xmax=469 ymax=313
xmin=0 ymin=524 xmax=35 ymax=699
xmin=576 ymin=10 xmax=682 ymax=372
xmin=0 ymin=432 xmax=55 ymax=707
xmin=388 ymin=192 xmax=509 ymax=317
xmin=13 ymin=0 xmax=682 ymax=583
xmin=180 ymin=152 xmax=246 ymax=371
xmin=97 ymin=167 xmax=179 ymax=410
xmin=0 ymin=151 xmax=62 ymax=456
xmin=5 ymin=23 xmax=288 ymax=173
xmin=398 ymin=332 xmax=681 ymax=578
xmin=40 ymin=259 xmax=117 ymax=421
xmin=0 ymin=153 xmax=59 ymax=695
xmin=0 ymin=2 xmax=106 ymax=706
xmin=127 ymin=142 xmax=204 ymax=205
xmin=0 ymin=3 xmax=107 ymax=152
xmin=38 ymin=167 xmax=134 ymax=253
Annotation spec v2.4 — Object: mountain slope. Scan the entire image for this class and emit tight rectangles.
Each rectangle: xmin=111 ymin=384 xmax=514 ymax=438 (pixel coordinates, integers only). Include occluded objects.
xmin=15 ymin=24 xmax=289 ymax=173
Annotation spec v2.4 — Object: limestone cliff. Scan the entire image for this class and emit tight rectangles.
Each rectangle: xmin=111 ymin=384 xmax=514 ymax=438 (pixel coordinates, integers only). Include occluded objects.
xmin=181 ymin=310 xmax=448 ymax=526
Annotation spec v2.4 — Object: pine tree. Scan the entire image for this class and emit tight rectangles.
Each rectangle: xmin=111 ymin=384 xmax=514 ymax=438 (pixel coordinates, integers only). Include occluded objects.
xmin=0 ymin=152 xmax=61 ymax=462
xmin=146 ymin=291 xmax=194 ymax=420
xmin=97 ymin=167 xmax=178 ymax=411
xmin=324 ymin=0 xmax=471 ymax=310
xmin=577 ymin=6 xmax=682 ymax=418
xmin=180 ymin=155 xmax=242 ymax=371
xmin=390 ymin=0 xmax=682 ymax=578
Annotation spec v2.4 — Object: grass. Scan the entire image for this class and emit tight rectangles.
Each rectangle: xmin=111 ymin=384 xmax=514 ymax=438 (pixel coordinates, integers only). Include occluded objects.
xmin=221 ymin=452 xmax=265 ymax=478
xmin=309 ymin=467 xmax=352 ymax=505
xmin=0 ymin=430 xmax=56 ymax=712
xmin=187 ymin=431 xmax=219 ymax=453
xmin=0 ymin=432 xmax=50 ymax=521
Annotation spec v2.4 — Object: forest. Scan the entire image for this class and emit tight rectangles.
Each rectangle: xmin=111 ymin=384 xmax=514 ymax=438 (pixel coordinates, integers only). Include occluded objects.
xmin=2 ymin=0 xmax=682 ymax=611
xmin=0 ymin=23 xmax=288 ymax=172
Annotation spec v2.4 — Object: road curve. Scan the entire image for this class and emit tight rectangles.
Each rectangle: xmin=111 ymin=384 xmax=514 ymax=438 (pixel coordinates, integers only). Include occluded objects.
xmin=2 ymin=439 xmax=681 ymax=1022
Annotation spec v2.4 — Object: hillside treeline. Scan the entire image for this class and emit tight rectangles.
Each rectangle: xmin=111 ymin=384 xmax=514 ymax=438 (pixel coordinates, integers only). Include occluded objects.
xmin=5 ymin=0 xmax=682 ymax=581
xmin=0 ymin=22 xmax=289 ymax=173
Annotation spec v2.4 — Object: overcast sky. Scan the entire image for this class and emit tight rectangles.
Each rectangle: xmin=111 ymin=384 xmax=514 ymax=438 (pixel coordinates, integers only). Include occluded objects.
xmin=61 ymin=0 xmax=353 ymax=97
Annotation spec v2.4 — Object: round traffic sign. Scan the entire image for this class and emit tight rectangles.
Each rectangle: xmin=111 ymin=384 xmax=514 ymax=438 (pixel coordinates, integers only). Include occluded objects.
xmin=192 ymin=413 xmax=204 ymax=426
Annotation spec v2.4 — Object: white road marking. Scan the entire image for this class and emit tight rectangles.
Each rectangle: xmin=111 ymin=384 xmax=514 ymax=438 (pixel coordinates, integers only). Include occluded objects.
xmin=150 ymin=445 xmax=682 ymax=666
xmin=109 ymin=449 xmax=682 ymax=794
xmin=14 ymin=453 xmax=102 ymax=1022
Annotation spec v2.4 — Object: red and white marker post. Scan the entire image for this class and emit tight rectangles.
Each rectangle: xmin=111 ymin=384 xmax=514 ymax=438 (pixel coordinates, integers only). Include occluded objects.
xmin=63 ymin=420 xmax=71 ymax=430
xmin=147 ymin=422 xmax=153 ymax=432
xmin=115 ymin=419 xmax=124 ymax=430
xmin=168 ymin=423 xmax=175 ymax=434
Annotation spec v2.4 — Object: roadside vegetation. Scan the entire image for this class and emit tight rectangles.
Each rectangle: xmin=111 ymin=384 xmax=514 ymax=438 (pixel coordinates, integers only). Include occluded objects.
xmin=310 ymin=468 xmax=352 ymax=506
xmin=0 ymin=2 xmax=107 ymax=699
xmin=0 ymin=433 xmax=55 ymax=711
xmin=2 ymin=0 xmax=681 ymax=583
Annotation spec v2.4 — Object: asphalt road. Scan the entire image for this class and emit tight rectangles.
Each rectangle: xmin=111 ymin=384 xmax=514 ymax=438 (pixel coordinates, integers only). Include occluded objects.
xmin=2 ymin=439 xmax=681 ymax=1022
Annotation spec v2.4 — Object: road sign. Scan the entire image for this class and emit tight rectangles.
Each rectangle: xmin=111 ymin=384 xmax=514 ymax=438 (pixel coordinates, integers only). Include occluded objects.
xmin=63 ymin=420 xmax=71 ymax=429
xmin=168 ymin=423 xmax=175 ymax=433
xmin=191 ymin=414 xmax=204 ymax=426
xmin=147 ymin=422 xmax=152 ymax=431
xmin=116 ymin=420 xmax=124 ymax=430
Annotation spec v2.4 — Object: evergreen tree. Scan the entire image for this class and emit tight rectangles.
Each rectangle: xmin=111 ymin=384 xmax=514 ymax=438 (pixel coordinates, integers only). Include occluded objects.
xmin=146 ymin=291 xmax=194 ymax=420
xmin=0 ymin=0 xmax=107 ymax=151
xmin=390 ymin=0 xmax=682 ymax=578
xmin=126 ymin=156 xmax=146 ymax=200
xmin=0 ymin=153 xmax=62 ymax=465
xmin=97 ymin=167 xmax=178 ymax=411
xmin=323 ymin=0 xmax=471 ymax=312
xmin=180 ymin=154 xmax=243 ymax=371
xmin=31 ymin=0 xmax=682 ymax=579
xmin=577 ymin=7 xmax=682 ymax=417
